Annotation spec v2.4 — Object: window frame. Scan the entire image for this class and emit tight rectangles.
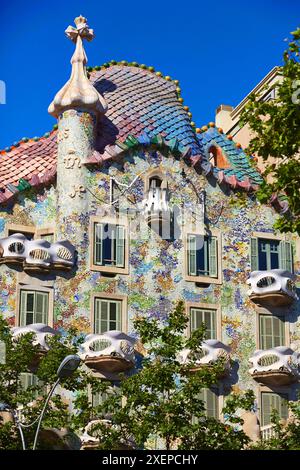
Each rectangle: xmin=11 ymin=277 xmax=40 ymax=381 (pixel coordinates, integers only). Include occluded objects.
xmin=16 ymin=284 xmax=54 ymax=327
xmin=255 ymin=307 xmax=289 ymax=349
xmin=184 ymin=229 xmax=222 ymax=284
xmin=6 ymin=223 xmax=55 ymax=242
xmin=90 ymin=215 xmax=129 ymax=275
xmin=90 ymin=293 xmax=128 ymax=334
xmin=186 ymin=302 xmax=221 ymax=340
xmin=251 ymin=231 xmax=294 ymax=273
xmin=259 ymin=387 xmax=290 ymax=427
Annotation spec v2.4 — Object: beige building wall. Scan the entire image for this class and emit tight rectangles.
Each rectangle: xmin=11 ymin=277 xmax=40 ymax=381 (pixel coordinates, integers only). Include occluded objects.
xmin=215 ymin=67 xmax=283 ymax=174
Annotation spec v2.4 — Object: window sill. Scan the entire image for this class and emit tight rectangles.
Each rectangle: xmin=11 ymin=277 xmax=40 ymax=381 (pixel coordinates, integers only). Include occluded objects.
xmin=90 ymin=263 xmax=129 ymax=275
xmin=185 ymin=274 xmax=222 ymax=285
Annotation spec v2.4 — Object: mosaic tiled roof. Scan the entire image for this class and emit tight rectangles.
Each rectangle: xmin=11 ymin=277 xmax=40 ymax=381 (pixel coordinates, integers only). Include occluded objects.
xmin=0 ymin=63 xmax=264 ymax=205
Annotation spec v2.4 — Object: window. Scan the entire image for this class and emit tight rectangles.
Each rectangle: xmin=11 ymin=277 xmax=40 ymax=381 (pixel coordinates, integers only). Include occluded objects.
xmin=190 ymin=307 xmax=217 ymax=339
xmin=251 ymin=237 xmax=293 ymax=272
xmin=192 ymin=388 xmax=219 ymax=422
xmin=259 ymin=314 xmax=285 ymax=349
xmin=187 ymin=234 xmax=218 ymax=278
xmin=19 ymin=373 xmax=44 ymax=399
xmin=39 ymin=233 xmax=54 ymax=243
xmin=92 ymin=388 xmax=122 ymax=419
xmin=91 ymin=217 xmax=128 ymax=274
xmin=209 ymin=146 xmax=230 ymax=169
xmin=261 ymin=392 xmax=288 ymax=426
xmin=94 ymin=298 xmax=122 ymax=334
xmin=7 ymin=224 xmax=55 ymax=242
xmin=19 ymin=290 xmax=49 ymax=326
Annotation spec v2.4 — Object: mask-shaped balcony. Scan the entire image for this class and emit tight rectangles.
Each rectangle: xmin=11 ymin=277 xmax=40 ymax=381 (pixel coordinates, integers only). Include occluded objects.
xmin=0 ymin=234 xmax=75 ymax=272
xmin=80 ymin=331 xmax=135 ymax=373
xmin=247 ymin=269 xmax=298 ymax=306
xmin=249 ymin=346 xmax=300 ymax=385
xmin=178 ymin=339 xmax=231 ymax=377
xmin=142 ymin=186 xmax=172 ymax=226
xmin=12 ymin=323 xmax=59 ymax=369
xmin=80 ymin=419 xmax=134 ymax=450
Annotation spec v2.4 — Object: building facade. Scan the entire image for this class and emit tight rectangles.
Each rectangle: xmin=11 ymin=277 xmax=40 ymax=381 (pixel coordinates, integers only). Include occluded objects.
xmin=0 ymin=17 xmax=299 ymax=444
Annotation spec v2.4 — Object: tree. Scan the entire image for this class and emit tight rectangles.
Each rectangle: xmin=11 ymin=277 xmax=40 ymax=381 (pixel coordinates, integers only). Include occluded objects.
xmin=0 ymin=302 xmax=255 ymax=450
xmin=80 ymin=300 xmax=254 ymax=450
xmin=0 ymin=316 xmax=102 ymax=450
xmin=250 ymin=398 xmax=300 ymax=450
xmin=241 ymin=27 xmax=300 ymax=235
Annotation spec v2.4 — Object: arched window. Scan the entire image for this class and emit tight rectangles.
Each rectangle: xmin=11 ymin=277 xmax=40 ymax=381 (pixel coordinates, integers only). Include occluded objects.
xmin=209 ymin=146 xmax=230 ymax=169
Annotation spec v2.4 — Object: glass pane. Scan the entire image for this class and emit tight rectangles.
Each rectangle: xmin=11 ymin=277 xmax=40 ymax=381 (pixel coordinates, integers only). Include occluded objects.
xmin=26 ymin=293 xmax=34 ymax=313
xmin=196 ymin=235 xmax=205 ymax=275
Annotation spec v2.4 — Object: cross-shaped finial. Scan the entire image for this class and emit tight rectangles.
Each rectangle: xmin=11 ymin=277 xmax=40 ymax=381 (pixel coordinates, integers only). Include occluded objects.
xmin=65 ymin=15 xmax=94 ymax=43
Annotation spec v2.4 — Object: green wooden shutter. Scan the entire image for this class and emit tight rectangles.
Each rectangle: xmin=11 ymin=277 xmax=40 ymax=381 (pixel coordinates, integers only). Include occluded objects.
xmin=262 ymin=392 xmax=271 ymax=426
xmin=206 ymin=389 xmax=218 ymax=419
xmin=116 ymin=225 xmax=125 ymax=267
xmin=250 ymin=237 xmax=259 ymax=271
xmin=19 ymin=291 xmax=27 ymax=327
xmin=188 ymin=234 xmax=197 ymax=276
xmin=262 ymin=393 xmax=288 ymax=426
xmin=260 ymin=315 xmax=285 ymax=349
xmin=280 ymin=241 xmax=293 ymax=272
xmin=208 ymin=236 xmax=218 ymax=277
xmin=115 ymin=301 xmax=122 ymax=330
xmin=94 ymin=223 xmax=103 ymax=265
xmin=0 ymin=341 xmax=5 ymax=364
xmin=35 ymin=292 xmax=48 ymax=324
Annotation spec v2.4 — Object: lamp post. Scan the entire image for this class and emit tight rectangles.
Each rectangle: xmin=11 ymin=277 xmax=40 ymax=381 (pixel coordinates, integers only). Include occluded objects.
xmin=14 ymin=354 xmax=81 ymax=450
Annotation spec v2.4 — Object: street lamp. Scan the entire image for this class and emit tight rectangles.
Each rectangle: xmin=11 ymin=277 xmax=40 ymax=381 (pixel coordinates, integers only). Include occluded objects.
xmin=14 ymin=354 xmax=81 ymax=450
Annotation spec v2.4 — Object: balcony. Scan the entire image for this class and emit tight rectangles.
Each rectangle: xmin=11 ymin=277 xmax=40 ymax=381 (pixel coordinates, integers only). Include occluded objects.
xmin=80 ymin=419 xmax=134 ymax=450
xmin=249 ymin=346 xmax=300 ymax=385
xmin=12 ymin=323 xmax=59 ymax=369
xmin=80 ymin=331 xmax=135 ymax=374
xmin=247 ymin=269 xmax=298 ymax=306
xmin=141 ymin=186 xmax=171 ymax=226
xmin=260 ymin=424 xmax=277 ymax=441
xmin=0 ymin=233 xmax=75 ymax=272
xmin=178 ymin=339 xmax=231 ymax=377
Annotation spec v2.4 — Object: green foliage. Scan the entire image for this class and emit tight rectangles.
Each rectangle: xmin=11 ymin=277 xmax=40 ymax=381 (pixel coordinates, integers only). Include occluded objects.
xmin=241 ymin=27 xmax=300 ymax=235
xmin=251 ymin=397 xmax=300 ymax=450
xmin=0 ymin=317 xmax=99 ymax=450
xmin=82 ymin=300 xmax=253 ymax=450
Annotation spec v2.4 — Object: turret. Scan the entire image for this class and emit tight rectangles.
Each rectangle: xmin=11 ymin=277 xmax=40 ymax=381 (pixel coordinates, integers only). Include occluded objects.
xmin=48 ymin=16 xmax=107 ymax=266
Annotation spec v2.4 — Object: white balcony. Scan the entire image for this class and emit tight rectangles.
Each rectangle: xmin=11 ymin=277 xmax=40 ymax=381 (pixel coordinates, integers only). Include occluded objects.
xmin=178 ymin=339 xmax=231 ymax=376
xmin=141 ymin=187 xmax=171 ymax=226
xmin=80 ymin=331 xmax=135 ymax=373
xmin=80 ymin=419 xmax=134 ymax=450
xmin=260 ymin=424 xmax=277 ymax=440
xmin=0 ymin=233 xmax=75 ymax=272
xmin=249 ymin=346 xmax=300 ymax=385
xmin=12 ymin=323 xmax=59 ymax=369
xmin=247 ymin=269 xmax=298 ymax=306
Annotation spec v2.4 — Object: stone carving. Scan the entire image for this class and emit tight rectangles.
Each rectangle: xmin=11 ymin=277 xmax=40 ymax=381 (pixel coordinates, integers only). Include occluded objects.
xmin=0 ymin=233 xmax=75 ymax=271
xmin=12 ymin=323 xmax=59 ymax=351
xmin=178 ymin=339 xmax=231 ymax=374
xmin=64 ymin=151 xmax=82 ymax=169
xmin=57 ymin=128 xmax=70 ymax=143
xmin=80 ymin=331 xmax=136 ymax=372
xmin=247 ymin=269 xmax=298 ymax=305
xmin=48 ymin=16 xmax=107 ymax=118
xmin=249 ymin=346 xmax=300 ymax=384
xmin=68 ymin=185 xmax=86 ymax=198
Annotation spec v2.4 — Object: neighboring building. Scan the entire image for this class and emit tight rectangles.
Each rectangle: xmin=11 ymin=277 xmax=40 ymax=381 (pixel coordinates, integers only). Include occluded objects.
xmin=215 ymin=66 xmax=283 ymax=175
xmin=0 ymin=16 xmax=299 ymax=445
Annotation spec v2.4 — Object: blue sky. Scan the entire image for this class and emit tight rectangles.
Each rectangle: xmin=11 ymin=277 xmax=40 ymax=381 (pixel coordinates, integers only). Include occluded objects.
xmin=0 ymin=0 xmax=299 ymax=148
